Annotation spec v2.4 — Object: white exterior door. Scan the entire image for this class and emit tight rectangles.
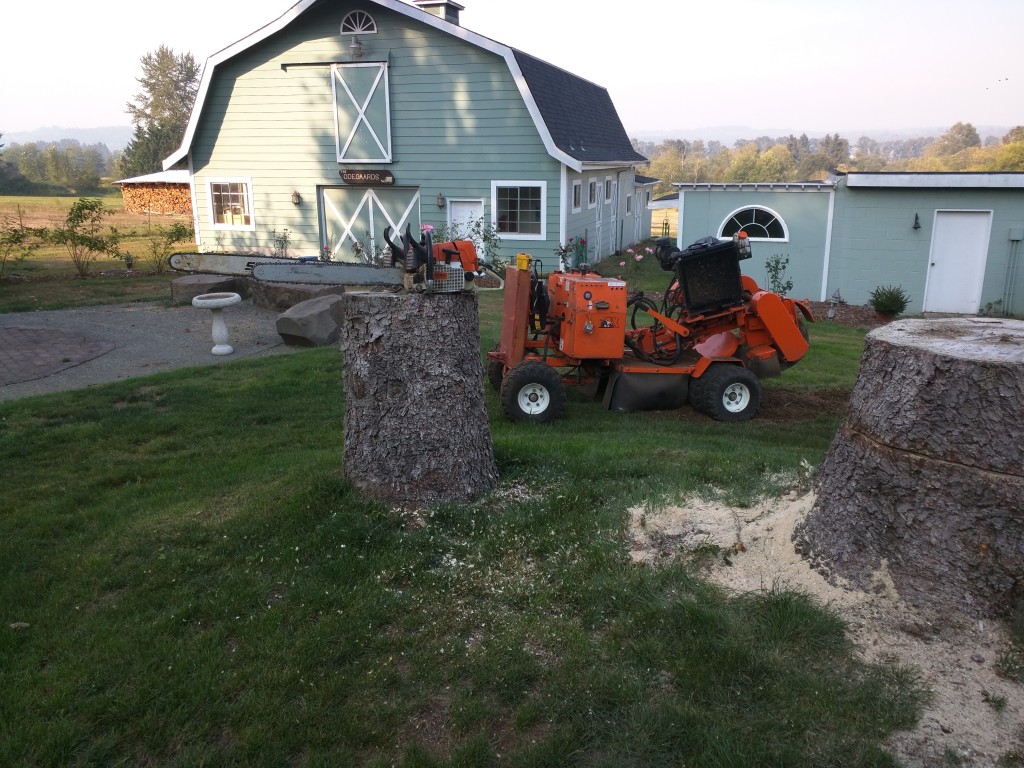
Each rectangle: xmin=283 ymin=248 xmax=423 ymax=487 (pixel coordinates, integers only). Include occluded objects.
xmin=448 ymin=198 xmax=486 ymax=252
xmin=320 ymin=186 xmax=420 ymax=262
xmin=449 ymin=199 xmax=484 ymax=231
xmin=634 ymin=192 xmax=643 ymax=243
xmin=609 ymin=180 xmax=619 ymax=254
xmin=924 ymin=210 xmax=992 ymax=314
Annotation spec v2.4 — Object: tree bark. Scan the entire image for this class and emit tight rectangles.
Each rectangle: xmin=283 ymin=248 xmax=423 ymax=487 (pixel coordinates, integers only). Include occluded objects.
xmin=340 ymin=291 xmax=499 ymax=504
xmin=794 ymin=317 xmax=1024 ymax=617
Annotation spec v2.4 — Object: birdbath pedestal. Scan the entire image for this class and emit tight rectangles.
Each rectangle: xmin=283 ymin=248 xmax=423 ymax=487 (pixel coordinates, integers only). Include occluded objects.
xmin=192 ymin=292 xmax=243 ymax=355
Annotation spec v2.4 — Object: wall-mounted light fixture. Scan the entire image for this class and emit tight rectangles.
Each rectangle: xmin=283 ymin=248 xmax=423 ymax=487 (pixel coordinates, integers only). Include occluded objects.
xmin=913 ymin=213 xmax=921 ymax=230
xmin=349 ymin=35 xmax=364 ymax=58
xmin=436 ymin=192 xmax=445 ymax=208
xmin=291 ymin=191 xmax=302 ymax=206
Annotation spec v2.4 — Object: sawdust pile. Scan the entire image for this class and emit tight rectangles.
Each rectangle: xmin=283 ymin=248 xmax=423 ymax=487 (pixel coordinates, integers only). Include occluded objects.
xmin=628 ymin=492 xmax=1024 ymax=767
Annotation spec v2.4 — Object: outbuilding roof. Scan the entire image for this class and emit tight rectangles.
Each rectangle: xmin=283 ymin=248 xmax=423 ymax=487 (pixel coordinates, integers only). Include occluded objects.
xmin=114 ymin=170 xmax=191 ymax=186
xmin=844 ymin=172 xmax=1024 ymax=189
xmin=165 ymin=0 xmax=642 ymax=173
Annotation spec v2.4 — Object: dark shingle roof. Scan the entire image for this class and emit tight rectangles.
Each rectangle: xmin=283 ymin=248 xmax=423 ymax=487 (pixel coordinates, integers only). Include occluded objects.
xmin=512 ymin=50 xmax=646 ymax=165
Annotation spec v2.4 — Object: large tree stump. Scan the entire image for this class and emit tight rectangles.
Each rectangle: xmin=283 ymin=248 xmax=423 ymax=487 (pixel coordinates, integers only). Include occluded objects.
xmin=340 ymin=292 xmax=499 ymax=504
xmin=794 ymin=317 xmax=1024 ymax=617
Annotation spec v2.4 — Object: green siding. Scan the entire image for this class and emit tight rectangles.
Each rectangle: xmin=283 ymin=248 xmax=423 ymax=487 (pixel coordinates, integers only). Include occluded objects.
xmin=189 ymin=3 xmax=581 ymax=265
xmin=562 ymin=169 xmax=644 ymax=266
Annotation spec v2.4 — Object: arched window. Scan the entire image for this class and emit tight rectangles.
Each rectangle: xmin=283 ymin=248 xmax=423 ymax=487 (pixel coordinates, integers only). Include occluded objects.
xmin=719 ymin=206 xmax=788 ymax=241
xmin=341 ymin=10 xmax=377 ymax=34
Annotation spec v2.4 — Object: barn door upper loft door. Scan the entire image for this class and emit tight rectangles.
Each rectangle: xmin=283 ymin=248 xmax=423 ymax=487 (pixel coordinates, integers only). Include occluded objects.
xmin=332 ymin=62 xmax=392 ymax=163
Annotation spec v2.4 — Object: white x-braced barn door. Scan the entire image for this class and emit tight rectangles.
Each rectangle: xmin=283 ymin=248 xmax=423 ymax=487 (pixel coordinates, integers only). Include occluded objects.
xmin=332 ymin=63 xmax=392 ymax=163
xmin=320 ymin=187 xmax=420 ymax=262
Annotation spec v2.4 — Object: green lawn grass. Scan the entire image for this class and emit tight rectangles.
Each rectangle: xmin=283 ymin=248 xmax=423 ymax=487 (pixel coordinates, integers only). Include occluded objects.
xmin=0 ymin=288 xmax=930 ymax=766
xmin=0 ymin=272 xmax=178 ymax=312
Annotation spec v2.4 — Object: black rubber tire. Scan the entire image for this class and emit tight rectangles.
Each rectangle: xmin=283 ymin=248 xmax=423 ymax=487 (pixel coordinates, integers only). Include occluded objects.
xmin=486 ymin=343 xmax=504 ymax=392
xmin=500 ymin=361 xmax=566 ymax=423
xmin=692 ymin=365 xmax=761 ymax=422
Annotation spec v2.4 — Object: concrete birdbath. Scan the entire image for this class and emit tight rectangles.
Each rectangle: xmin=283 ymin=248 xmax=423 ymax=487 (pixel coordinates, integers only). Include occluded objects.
xmin=192 ymin=292 xmax=243 ymax=355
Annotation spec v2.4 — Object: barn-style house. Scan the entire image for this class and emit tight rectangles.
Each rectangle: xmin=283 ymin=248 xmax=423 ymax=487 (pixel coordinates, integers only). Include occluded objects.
xmin=164 ymin=0 xmax=650 ymax=270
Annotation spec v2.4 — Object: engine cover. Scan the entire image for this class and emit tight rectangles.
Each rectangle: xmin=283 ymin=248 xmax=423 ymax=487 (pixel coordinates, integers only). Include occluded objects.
xmin=548 ymin=273 xmax=627 ymax=359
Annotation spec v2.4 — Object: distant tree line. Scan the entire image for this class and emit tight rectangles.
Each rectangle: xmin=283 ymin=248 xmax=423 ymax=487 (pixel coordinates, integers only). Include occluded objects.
xmin=634 ymin=123 xmax=1024 ymax=198
xmin=0 ymin=139 xmax=118 ymax=194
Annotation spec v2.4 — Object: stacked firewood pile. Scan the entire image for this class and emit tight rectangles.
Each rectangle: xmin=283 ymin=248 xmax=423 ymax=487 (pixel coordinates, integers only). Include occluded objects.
xmin=119 ymin=184 xmax=192 ymax=216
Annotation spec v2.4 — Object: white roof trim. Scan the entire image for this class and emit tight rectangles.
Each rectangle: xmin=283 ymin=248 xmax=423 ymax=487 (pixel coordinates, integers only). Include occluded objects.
xmin=845 ymin=173 xmax=1024 ymax=189
xmin=672 ymin=181 xmax=834 ymax=191
xmin=164 ymin=0 xmax=579 ymax=171
xmin=115 ymin=170 xmax=191 ymax=185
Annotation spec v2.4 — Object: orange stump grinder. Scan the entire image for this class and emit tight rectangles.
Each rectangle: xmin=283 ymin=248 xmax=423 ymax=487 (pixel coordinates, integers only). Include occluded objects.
xmin=487 ymin=233 xmax=814 ymax=423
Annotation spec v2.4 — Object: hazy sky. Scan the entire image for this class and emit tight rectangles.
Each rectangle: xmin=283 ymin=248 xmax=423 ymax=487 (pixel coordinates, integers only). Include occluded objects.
xmin=2 ymin=0 xmax=1021 ymax=138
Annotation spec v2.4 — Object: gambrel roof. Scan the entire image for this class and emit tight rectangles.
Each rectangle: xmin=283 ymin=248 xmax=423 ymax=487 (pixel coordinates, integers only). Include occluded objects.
xmin=165 ymin=0 xmax=644 ymax=172
xmin=511 ymin=50 xmax=645 ymax=166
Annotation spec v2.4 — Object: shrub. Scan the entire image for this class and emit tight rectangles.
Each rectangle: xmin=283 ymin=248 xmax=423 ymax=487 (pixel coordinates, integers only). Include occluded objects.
xmin=766 ymin=254 xmax=793 ymax=296
xmin=44 ymin=198 xmax=123 ymax=277
xmin=869 ymin=284 xmax=910 ymax=316
xmin=137 ymin=221 xmax=194 ymax=274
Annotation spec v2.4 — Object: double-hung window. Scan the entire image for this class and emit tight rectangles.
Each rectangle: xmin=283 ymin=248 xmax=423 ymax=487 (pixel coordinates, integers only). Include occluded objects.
xmin=571 ymin=180 xmax=582 ymax=213
xmin=209 ymin=179 xmax=254 ymax=229
xmin=492 ymin=181 xmax=546 ymax=239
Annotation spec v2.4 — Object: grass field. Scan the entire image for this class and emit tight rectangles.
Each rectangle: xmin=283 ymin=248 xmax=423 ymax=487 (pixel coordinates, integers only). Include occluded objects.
xmin=0 ymin=242 xmax=937 ymax=766
xmin=0 ymin=192 xmax=192 ymax=290
xmin=0 ymin=193 xmax=192 ymax=310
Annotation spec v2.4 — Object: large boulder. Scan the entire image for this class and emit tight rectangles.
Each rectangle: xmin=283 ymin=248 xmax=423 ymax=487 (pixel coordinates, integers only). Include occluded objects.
xmin=275 ymin=295 xmax=346 ymax=347
xmin=171 ymin=275 xmax=248 ymax=305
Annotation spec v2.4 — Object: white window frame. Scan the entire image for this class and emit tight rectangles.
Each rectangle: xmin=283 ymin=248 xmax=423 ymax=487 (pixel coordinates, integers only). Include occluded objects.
xmin=588 ymin=179 xmax=598 ymax=209
xmin=625 ymin=194 xmax=633 ymax=215
xmin=207 ymin=177 xmax=255 ymax=231
xmin=571 ymin=179 xmax=582 ymax=214
xmin=491 ymin=180 xmax=547 ymax=241
xmin=604 ymin=176 xmax=613 ymax=204
xmin=718 ymin=204 xmax=790 ymax=242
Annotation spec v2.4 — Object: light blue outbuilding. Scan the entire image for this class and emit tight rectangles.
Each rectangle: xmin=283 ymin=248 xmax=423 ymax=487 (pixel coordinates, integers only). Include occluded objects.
xmin=669 ymin=172 xmax=1024 ymax=315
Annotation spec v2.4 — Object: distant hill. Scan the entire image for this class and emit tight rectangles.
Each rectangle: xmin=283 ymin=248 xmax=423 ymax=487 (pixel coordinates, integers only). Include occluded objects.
xmin=2 ymin=125 xmax=134 ymax=151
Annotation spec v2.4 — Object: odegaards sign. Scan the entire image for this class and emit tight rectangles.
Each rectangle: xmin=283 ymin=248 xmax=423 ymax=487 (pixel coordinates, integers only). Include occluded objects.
xmin=340 ymin=169 xmax=395 ymax=186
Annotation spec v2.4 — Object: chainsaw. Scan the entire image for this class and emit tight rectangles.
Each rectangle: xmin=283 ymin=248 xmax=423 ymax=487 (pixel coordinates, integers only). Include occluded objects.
xmin=169 ymin=227 xmax=494 ymax=293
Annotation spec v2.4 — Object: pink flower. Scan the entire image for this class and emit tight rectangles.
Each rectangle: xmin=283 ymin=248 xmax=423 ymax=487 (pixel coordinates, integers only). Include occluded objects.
xmin=626 ymin=248 xmax=635 ymax=255
xmin=421 ymin=224 xmax=434 ymax=233
xmin=644 ymin=247 xmax=654 ymax=255
xmin=635 ymin=254 xmax=644 ymax=262
xmin=619 ymin=261 xmax=626 ymax=267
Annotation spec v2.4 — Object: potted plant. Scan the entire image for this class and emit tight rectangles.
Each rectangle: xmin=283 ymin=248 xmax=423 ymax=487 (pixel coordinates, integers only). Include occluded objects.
xmin=869 ymin=284 xmax=910 ymax=320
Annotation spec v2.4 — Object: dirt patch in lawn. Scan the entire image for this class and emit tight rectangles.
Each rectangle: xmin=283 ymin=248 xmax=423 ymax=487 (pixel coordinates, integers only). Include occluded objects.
xmin=629 ymin=492 xmax=1024 ymax=767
